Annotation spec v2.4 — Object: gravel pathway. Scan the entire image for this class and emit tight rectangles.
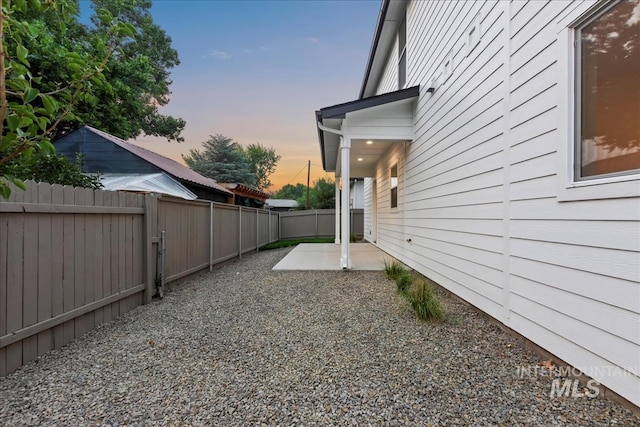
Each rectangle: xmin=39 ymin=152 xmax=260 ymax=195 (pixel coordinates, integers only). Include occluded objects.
xmin=1 ymin=247 xmax=638 ymax=426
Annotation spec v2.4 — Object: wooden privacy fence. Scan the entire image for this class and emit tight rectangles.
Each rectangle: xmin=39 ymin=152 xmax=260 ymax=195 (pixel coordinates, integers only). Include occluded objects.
xmin=279 ymin=209 xmax=364 ymax=240
xmin=0 ymin=181 xmax=279 ymax=376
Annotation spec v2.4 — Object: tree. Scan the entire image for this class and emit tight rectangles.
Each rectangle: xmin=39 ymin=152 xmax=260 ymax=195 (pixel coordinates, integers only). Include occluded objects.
xmin=2 ymin=152 xmax=102 ymax=190
xmin=182 ymin=134 xmax=255 ymax=185
xmin=309 ymin=177 xmax=335 ymax=209
xmin=273 ymin=183 xmax=306 ymax=200
xmin=9 ymin=0 xmax=185 ymax=143
xmin=0 ymin=0 xmax=134 ymax=198
xmin=242 ymin=142 xmax=281 ymax=191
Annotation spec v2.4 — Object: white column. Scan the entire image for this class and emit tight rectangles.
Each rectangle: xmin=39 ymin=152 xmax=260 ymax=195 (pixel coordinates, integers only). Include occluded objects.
xmin=340 ymin=135 xmax=351 ymax=269
xmin=334 ymin=175 xmax=340 ymax=244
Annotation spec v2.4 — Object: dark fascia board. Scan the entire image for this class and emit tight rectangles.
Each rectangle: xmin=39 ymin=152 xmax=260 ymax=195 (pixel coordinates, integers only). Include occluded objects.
xmin=359 ymin=0 xmax=390 ymax=99
xmin=318 ymin=85 xmax=419 ymax=120
xmin=316 ymin=110 xmax=328 ymax=170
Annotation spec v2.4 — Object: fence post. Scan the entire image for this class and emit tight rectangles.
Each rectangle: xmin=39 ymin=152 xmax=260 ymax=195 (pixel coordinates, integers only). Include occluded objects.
xmin=238 ymin=206 xmax=242 ymax=259
xmin=315 ymin=210 xmax=318 ymax=238
xmin=268 ymin=210 xmax=272 ymax=243
xmin=143 ymin=195 xmax=155 ymax=304
xmin=278 ymin=211 xmax=281 ymax=240
xmin=209 ymin=202 xmax=214 ymax=272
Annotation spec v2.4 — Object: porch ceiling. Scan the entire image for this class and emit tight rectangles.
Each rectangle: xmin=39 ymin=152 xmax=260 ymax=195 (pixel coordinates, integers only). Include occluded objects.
xmin=316 ymin=86 xmax=419 ymax=176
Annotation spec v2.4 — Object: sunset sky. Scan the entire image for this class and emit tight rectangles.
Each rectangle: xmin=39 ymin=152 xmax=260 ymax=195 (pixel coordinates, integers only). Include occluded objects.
xmin=85 ymin=0 xmax=381 ymax=191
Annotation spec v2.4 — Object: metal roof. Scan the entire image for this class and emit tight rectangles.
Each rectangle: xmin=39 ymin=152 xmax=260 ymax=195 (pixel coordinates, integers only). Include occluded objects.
xmin=100 ymin=173 xmax=198 ymax=200
xmin=83 ymin=126 xmax=232 ymax=196
xmin=265 ymin=199 xmax=299 ymax=208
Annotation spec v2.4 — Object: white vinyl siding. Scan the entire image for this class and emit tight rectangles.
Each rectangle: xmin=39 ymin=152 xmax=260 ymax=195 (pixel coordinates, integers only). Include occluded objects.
xmin=363 ymin=177 xmax=374 ymax=242
xmin=368 ymin=0 xmax=640 ymax=406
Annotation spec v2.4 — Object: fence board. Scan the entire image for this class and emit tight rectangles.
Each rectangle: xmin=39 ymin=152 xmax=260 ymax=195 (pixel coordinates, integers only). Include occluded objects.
xmin=118 ymin=192 xmax=127 ymax=316
xmin=22 ymin=183 xmax=39 ymax=366
xmin=62 ymin=186 xmax=76 ymax=346
xmin=50 ymin=185 xmax=64 ymax=349
xmin=101 ymin=191 xmax=113 ymax=322
xmin=37 ymin=183 xmax=53 ymax=356
xmin=6 ymin=186 xmax=23 ymax=373
xmin=0 ymin=199 xmax=8 ymax=375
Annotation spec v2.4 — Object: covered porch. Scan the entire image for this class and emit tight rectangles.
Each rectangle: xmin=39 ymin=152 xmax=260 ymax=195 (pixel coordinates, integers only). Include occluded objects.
xmin=272 ymin=243 xmax=392 ymax=271
xmin=315 ymin=86 xmax=419 ymax=269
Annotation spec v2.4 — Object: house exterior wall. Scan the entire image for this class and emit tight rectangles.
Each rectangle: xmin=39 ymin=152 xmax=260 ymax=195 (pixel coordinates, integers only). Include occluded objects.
xmin=55 ymin=129 xmax=162 ymax=175
xmin=364 ymin=0 xmax=640 ymax=406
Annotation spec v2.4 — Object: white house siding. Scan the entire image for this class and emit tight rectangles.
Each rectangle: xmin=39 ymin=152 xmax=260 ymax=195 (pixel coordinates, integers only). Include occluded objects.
xmin=366 ymin=0 xmax=640 ymax=406
xmin=363 ymin=178 xmax=374 ymax=241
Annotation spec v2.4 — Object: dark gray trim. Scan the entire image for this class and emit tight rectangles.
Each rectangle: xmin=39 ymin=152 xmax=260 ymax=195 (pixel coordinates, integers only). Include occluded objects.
xmin=315 ymin=110 xmax=328 ymax=170
xmin=359 ymin=0 xmax=390 ymax=99
xmin=318 ymin=85 xmax=419 ymax=120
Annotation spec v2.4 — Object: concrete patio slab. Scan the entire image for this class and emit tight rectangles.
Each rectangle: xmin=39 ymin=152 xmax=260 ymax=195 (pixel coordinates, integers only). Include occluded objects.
xmin=272 ymin=242 xmax=392 ymax=271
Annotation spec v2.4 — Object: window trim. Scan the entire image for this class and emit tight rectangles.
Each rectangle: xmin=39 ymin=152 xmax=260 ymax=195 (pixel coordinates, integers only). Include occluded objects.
xmin=390 ymin=163 xmax=398 ymax=209
xmin=573 ymin=0 xmax=640 ymax=182
xmin=555 ymin=0 xmax=639 ymax=202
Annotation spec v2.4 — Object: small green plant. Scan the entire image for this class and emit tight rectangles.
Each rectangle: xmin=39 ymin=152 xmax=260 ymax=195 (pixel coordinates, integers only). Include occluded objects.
xmin=383 ymin=259 xmax=406 ymax=280
xmin=396 ymin=271 xmax=413 ymax=293
xmin=407 ymin=278 xmax=445 ymax=322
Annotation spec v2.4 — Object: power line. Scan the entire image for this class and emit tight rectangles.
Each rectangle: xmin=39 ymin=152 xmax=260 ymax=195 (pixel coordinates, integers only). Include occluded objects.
xmin=285 ymin=164 xmax=308 ymax=186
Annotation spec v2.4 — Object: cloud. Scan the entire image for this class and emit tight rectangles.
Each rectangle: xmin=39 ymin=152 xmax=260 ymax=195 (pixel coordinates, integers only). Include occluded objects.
xmin=242 ymin=48 xmax=253 ymax=54
xmin=204 ymin=50 xmax=231 ymax=60
xmin=305 ymin=37 xmax=319 ymax=43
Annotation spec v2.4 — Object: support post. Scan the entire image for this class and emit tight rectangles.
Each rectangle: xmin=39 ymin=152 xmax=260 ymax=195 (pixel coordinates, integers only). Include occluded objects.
xmin=256 ymin=208 xmax=259 ymax=252
xmin=334 ymin=177 xmax=340 ymax=244
xmin=340 ymin=135 xmax=351 ymax=269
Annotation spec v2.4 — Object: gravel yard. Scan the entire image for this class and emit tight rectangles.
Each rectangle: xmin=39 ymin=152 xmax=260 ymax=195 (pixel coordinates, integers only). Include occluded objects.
xmin=1 ymin=247 xmax=638 ymax=426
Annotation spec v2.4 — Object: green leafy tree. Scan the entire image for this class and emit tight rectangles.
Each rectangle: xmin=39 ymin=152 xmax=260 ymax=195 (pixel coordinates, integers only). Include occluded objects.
xmin=273 ymin=183 xmax=306 ymax=200
xmin=182 ymin=134 xmax=255 ymax=185
xmin=54 ymin=0 xmax=185 ymax=142
xmin=2 ymin=152 xmax=102 ymax=189
xmin=309 ymin=177 xmax=335 ymax=209
xmin=0 ymin=0 xmax=134 ymax=198
xmin=242 ymin=142 xmax=281 ymax=191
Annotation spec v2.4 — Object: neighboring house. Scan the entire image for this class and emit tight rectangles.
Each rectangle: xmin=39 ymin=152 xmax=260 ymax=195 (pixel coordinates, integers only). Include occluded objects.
xmin=316 ymin=0 xmax=639 ymax=408
xmin=54 ymin=126 xmax=232 ymax=202
xmin=221 ymin=183 xmax=270 ymax=208
xmin=265 ymin=199 xmax=299 ymax=212
xmin=350 ymin=179 xmax=364 ymax=209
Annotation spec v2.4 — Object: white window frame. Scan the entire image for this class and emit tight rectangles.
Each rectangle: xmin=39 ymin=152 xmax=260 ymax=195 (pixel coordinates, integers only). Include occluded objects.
xmin=555 ymin=0 xmax=640 ymax=202
xmin=390 ymin=163 xmax=398 ymax=209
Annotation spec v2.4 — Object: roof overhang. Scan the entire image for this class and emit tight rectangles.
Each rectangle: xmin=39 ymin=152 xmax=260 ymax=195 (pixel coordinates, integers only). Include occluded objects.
xmin=316 ymin=85 xmax=419 ymax=175
xmin=360 ymin=0 xmax=408 ymax=99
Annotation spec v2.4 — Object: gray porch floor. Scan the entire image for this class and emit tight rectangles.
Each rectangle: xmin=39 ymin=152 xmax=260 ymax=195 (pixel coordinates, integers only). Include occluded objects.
xmin=272 ymin=242 xmax=392 ymax=271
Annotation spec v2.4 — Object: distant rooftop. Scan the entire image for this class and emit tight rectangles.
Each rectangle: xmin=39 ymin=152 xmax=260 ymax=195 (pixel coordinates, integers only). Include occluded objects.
xmin=83 ymin=126 xmax=232 ymax=196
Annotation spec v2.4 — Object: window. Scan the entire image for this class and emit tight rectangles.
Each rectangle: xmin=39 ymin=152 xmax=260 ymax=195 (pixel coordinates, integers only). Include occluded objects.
xmin=398 ymin=15 xmax=407 ymax=89
xmin=575 ymin=0 xmax=640 ymax=180
xmin=390 ymin=164 xmax=398 ymax=208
